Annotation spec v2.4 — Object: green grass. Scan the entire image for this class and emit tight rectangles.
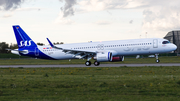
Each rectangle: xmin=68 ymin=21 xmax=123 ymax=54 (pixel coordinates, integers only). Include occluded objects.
xmin=1 ymin=67 xmax=180 ymax=101
xmin=0 ymin=53 xmax=28 ymax=58
xmin=0 ymin=56 xmax=180 ymax=65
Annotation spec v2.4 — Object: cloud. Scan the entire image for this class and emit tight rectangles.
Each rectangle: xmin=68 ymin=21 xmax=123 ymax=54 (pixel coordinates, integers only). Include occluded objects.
xmin=1 ymin=7 xmax=41 ymax=18
xmin=2 ymin=13 xmax=13 ymax=18
xmin=15 ymin=7 xmax=41 ymax=11
xmin=59 ymin=0 xmax=77 ymax=18
xmin=75 ymin=0 xmax=180 ymax=36
xmin=106 ymin=10 xmax=112 ymax=15
xmin=129 ymin=20 xmax=133 ymax=24
xmin=95 ymin=20 xmax=111 ymax=25
xmin=54 ymin=12 xmax=74 ymax=25
xmin=78 ymin=0 xmax=146 ymax=12
xmin=0 ymin=0 xmax=24 ymax=10
xmin=142 ymin=0 xmax=180 ymax=33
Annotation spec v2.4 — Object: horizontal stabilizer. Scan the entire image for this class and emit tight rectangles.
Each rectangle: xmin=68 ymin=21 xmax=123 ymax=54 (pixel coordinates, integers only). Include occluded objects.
xmin=6 ymin=49 xmax=26 ymax=52
xmin=6 ymin=49 xmax=30 ymax=53
xmin=6 ymin=49 xmax=29 ymax=55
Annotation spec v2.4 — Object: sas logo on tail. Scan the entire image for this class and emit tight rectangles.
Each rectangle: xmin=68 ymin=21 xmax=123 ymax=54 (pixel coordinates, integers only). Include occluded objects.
xmin=19 ymin=40 xmax=32 ymax=47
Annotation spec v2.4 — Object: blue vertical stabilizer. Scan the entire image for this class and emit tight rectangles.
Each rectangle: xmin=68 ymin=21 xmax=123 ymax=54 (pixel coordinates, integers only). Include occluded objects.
xmin=12 ymin=25 xmax=37 ymax=48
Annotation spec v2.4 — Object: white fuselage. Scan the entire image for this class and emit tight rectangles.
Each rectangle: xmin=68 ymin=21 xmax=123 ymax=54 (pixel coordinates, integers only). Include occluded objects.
xmin=36 ymin=38 xmax=177 ymax=60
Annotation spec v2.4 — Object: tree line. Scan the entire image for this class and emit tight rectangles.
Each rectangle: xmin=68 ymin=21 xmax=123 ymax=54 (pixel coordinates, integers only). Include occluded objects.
xmin=0 ymin=42 xmax=64 ymax=53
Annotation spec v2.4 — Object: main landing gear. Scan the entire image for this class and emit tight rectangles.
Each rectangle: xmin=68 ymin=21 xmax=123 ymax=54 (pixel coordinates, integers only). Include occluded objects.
xmin=85 ymin=61 xmax=100 ymax=66
xmin=85 ymin=61 xmax=91 ymax=66
xmin=94 ymin=61 xmax=100 ymax=66
xmin=155 ymin=54 xmax=160 ymax=63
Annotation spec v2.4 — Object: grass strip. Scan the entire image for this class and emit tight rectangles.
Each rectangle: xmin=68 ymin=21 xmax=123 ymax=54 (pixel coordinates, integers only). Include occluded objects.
xmin=0 ymin=66 xmax=180 ymax=101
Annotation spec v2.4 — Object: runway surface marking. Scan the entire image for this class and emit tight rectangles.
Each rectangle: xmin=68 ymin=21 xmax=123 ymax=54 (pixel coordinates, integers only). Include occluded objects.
xmin=0 ymin=63 xmax=180 ymax=68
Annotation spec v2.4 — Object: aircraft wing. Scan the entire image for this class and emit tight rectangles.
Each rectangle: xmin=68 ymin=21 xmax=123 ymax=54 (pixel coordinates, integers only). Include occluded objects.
xmin=46 ymin=38 xmax=96 ymax=59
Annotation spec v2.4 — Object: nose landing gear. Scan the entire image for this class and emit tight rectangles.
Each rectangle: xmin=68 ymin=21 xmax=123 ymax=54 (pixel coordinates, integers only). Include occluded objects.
xmin=155 ymin=54 xmax=160 ymax=63
xmin=156 ymin=59 xmax=160 ymax=63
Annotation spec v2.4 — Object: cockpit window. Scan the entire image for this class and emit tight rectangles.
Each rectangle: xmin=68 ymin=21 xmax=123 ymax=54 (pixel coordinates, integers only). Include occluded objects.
xmin=162 ymin=41 xmax=170 ymax=44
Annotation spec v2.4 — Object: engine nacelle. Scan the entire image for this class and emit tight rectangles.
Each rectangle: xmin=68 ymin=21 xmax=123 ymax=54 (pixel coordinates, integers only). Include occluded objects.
xmin=111 ymin=56 xmax=124 ymax=62
xmin=94 ymin=52 xmax=124 ymax=62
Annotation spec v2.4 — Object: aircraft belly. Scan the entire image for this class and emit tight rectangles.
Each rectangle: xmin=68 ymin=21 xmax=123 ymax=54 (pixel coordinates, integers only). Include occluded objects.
xmin=43 ymin=51 xmax=75 ymax=60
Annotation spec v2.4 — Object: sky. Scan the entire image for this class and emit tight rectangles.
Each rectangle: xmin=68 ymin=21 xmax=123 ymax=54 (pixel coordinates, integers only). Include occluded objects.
xmin=0 ymin=0 xmax=180 ymax=45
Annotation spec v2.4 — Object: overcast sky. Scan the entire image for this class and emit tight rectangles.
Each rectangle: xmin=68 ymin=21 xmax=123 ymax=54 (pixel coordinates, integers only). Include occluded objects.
xmin=0 ymin=0 xmax=180 ymax=45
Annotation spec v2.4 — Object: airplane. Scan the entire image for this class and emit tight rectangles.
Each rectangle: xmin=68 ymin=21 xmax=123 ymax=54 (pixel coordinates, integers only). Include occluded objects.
xmin=9 ymin=25 xmax=177 ymax=66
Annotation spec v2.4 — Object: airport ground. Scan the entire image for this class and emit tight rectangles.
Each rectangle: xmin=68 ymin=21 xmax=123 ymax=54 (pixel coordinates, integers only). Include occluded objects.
xmin=0 ymin=55 xmax=180 ymax=65
xmin=0 ymin=56 xmax=180 ymax=101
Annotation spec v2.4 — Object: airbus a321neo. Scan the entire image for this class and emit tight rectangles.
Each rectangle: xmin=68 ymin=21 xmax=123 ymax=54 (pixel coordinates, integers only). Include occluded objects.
xmin=9 ymin=25 xmax=177 ymax=66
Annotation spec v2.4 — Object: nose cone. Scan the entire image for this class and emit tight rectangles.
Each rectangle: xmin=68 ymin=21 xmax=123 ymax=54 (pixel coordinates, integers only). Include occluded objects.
xmin=172 ymin=44 xmax=177 ymax=51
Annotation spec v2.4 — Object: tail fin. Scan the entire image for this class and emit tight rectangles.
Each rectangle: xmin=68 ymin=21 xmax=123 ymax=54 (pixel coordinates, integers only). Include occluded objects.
xmin=12 ymin=25 xmax=37 ymax=48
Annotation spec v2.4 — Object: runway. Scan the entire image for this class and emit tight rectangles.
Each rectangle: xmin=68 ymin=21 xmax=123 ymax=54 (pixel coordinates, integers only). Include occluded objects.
xmin=0 ymin=63 xmax=180 ymax=68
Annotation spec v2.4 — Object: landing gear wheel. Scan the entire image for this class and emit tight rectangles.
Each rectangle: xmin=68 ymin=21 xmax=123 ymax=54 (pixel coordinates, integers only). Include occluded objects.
xmin=94 ymin=61 xmax=100 ymax=66
xmin=155 ymin=54 xmax=160 ymax=63
xmin=85 ymin=61 xmax=91 ymax=66
xmin=156 ymin=59 xmax=160 ymax=63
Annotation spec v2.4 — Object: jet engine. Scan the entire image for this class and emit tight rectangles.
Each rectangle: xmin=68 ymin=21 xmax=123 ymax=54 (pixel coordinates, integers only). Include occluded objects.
xmin=94 ymin=52 xmax=124 ymax=62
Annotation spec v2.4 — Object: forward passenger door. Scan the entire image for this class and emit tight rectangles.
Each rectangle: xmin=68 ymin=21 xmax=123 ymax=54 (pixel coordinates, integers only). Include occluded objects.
xmin=153 ymin=39 xmax=158 ymax=48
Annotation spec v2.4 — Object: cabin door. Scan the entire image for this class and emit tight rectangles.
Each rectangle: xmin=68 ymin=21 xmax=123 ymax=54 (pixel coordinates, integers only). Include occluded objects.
xmin=35 ymin=47 xmax=39 ymax=56
xmin=153 ymin=39 xmax=158 ymax=48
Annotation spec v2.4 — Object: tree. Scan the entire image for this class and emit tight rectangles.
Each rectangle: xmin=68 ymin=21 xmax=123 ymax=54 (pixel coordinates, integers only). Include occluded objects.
xmin=0 ymin=42 xmax=9 ymax=53
xmin=53 ymin=42 xmax=64 ymax=45
xmin=37 ymin=43 xmax=45 ymax=46
xmin=9 ymin=43 xmax=18 ymax=49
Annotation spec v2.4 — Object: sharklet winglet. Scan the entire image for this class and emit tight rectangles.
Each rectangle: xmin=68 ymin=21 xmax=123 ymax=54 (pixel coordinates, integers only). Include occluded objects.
xmin=46 ymin=38 xmax=63 ymax=50
xmin=46 ymin=38 xmax=54 ymax=47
